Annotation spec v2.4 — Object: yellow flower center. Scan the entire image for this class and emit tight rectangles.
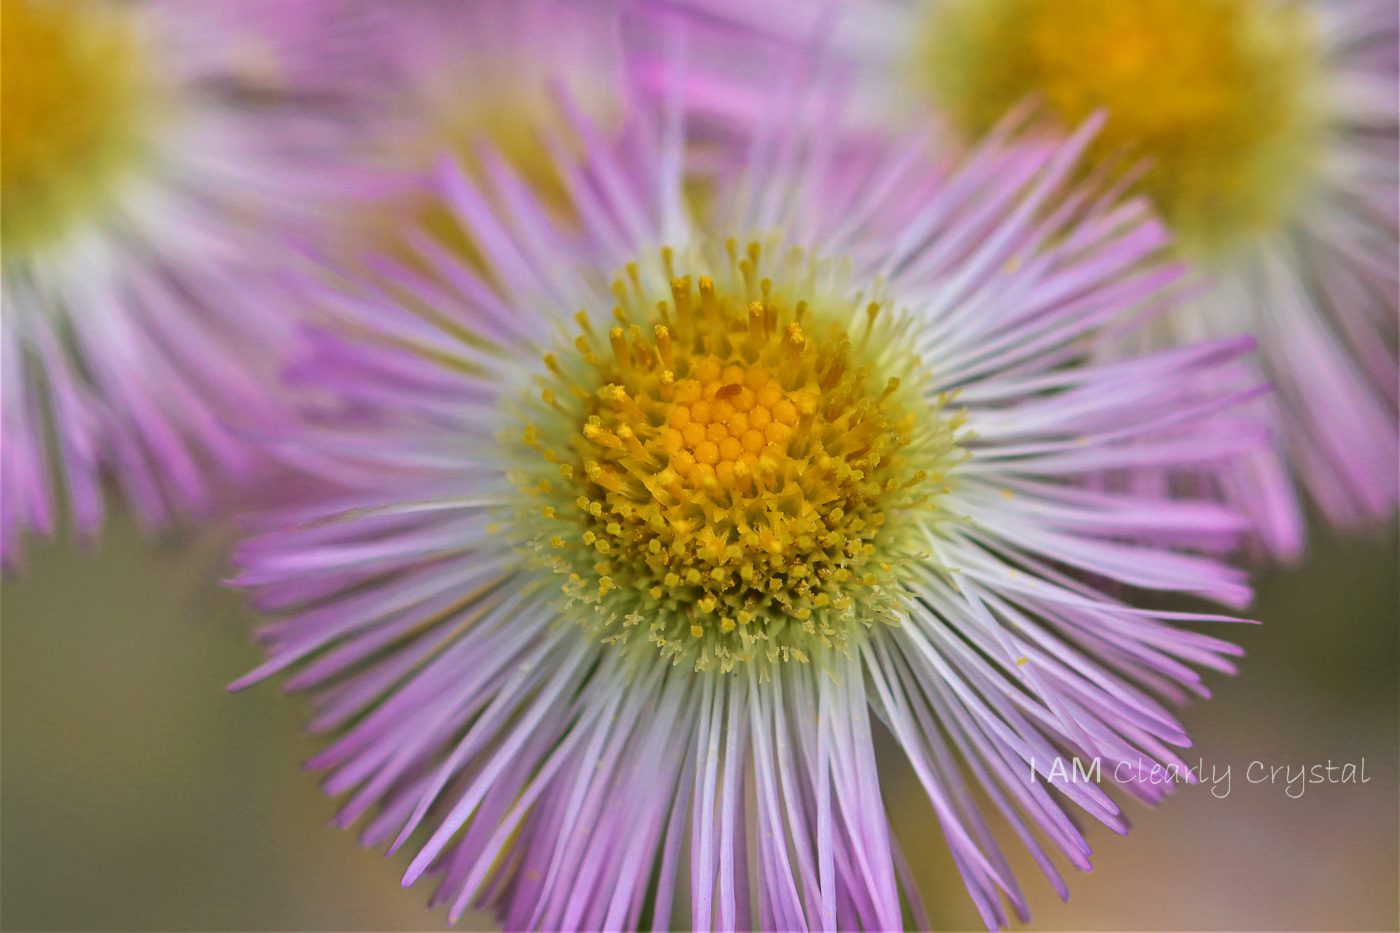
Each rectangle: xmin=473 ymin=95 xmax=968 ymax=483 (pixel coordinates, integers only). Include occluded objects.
xmin=509 ymin=241 xmax=966 ymax=672
xmin=1 ymin=0 xmax=162 ymax=255
xmin=919 ymin=0 xmax=1324 ymax=254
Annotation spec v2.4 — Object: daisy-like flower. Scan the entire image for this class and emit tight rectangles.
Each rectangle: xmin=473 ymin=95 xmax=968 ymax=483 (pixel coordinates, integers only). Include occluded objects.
xmin=647 ymin=0 xmax=1399 ymax=558
xmin=231 ymin=76 xmax=1262 ymax=928
xmin=0 ymin=0 xmax=368 ymax=565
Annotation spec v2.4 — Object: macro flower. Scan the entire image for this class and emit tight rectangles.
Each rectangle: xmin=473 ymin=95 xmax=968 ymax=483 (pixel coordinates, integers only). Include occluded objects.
xmin=231 ymin=78 xmax=1263 ymax=928
xmin=0 ymin=0 xmax=366 ymax=565
xmin=648 ymin=0 xmax=1399 ymax=558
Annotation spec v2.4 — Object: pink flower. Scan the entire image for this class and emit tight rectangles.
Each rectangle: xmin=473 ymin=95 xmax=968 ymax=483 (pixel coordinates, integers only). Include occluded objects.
xmin=231 ymin=58 xmax=1262 ymax=928
xmin=0 ymin=0 xmax=374 ymax=565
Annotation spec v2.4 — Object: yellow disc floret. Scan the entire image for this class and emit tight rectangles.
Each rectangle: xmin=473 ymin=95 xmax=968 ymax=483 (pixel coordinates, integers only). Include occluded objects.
xmin=919 ymin=0 xmax=1324 ymax=254
xmin=508 ymin=241 xmax=967 ymax=672
xmin=2 ymin=0 xmax=164 ymax=255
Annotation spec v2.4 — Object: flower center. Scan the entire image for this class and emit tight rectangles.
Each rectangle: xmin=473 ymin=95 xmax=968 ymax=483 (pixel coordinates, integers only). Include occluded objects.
xmin=919 ymin=0 xmax=1324 ymax=254
xmin=509 ymin=241 xmax=966 ymax=672
xmin=1 ymin=0 xmax=161 ymax=255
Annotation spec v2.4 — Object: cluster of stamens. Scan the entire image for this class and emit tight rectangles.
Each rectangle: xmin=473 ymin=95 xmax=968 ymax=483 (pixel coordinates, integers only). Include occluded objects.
xmin=509 ymin=242 xmax=965 ymax=672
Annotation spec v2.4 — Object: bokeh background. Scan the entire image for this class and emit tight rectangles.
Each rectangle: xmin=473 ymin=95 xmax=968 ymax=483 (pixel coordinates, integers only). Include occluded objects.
xmin=2 ymin=504 xmax=1395 ymax=931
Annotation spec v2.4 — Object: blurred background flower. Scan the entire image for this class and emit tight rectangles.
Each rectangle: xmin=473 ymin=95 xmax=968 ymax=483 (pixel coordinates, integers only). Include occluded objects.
xmin=306 ymin=0 xmax=625 ymax=272
xmin=0 ymin=0 xmax=379 ymax=566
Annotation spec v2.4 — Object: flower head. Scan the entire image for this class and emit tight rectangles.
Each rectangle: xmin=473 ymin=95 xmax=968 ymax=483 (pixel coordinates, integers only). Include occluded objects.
xmin=651 ymin=0 xmax=1399 ymax=557
xmin=0 ymin=0 xmax=370 ymax=565
xmin=233 ymin=72 xmax=1260 ymax=928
